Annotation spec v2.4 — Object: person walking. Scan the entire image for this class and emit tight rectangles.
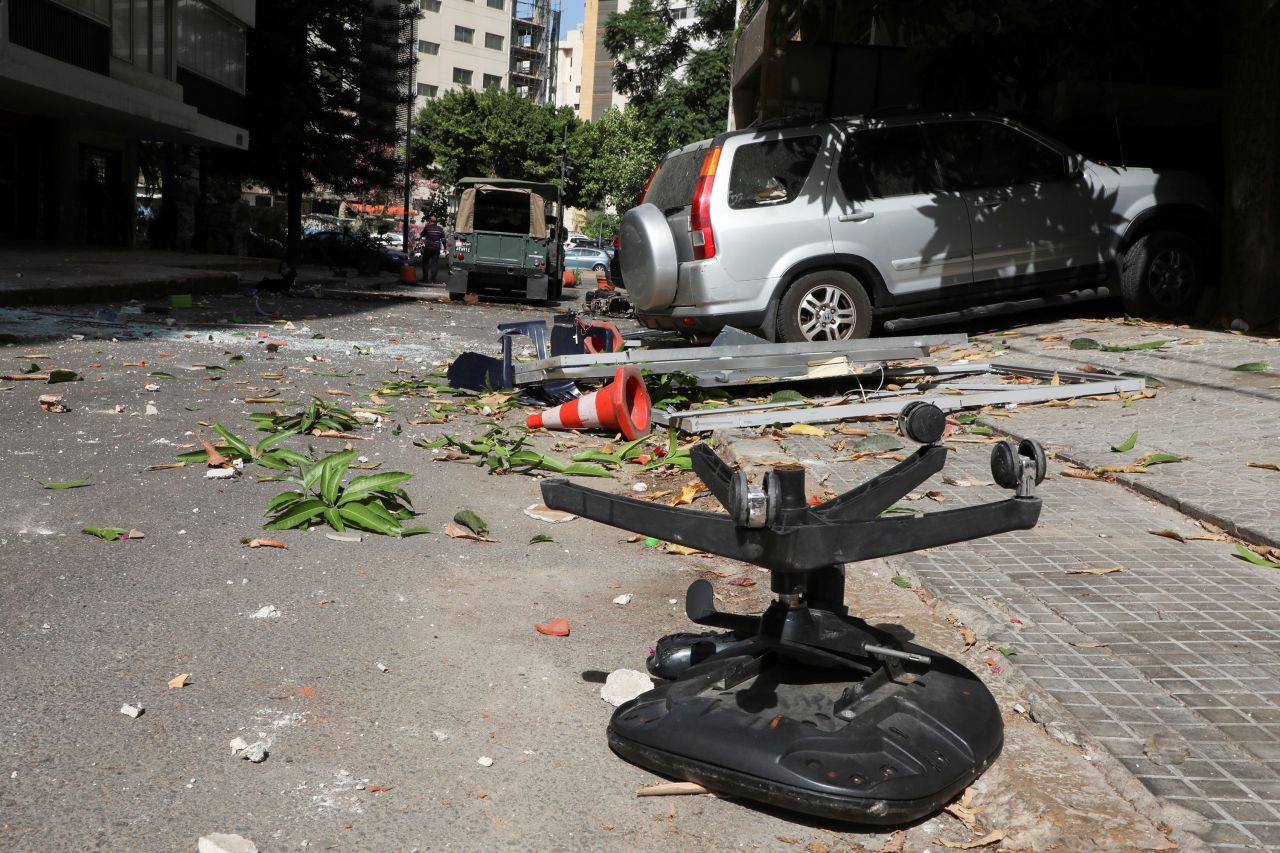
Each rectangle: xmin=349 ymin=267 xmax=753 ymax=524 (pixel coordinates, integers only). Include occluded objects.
xmin=419 ymin=215 xmax=447 ymax=285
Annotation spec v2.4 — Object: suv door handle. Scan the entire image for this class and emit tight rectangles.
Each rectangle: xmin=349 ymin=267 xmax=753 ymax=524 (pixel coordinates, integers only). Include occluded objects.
xmin=839 ymin=211 xmax=875 ymax=222
xmin=973 ymin=199 xmax=1004 ymax=209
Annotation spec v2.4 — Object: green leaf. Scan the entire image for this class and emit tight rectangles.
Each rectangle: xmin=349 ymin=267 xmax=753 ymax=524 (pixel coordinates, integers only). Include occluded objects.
xmin=324 ymin=506 xmax=345 ymax=533
xmin=997 ymin=646 xmax=1018 ymax=657
xmin=183 ymin=404 xmax=203 ymax=412
xmin=1069 ymin=337 xmax=1101 ymax=350
xmin=968 ymin=426 xmax=995 ymax=437
xmin=529 ymin=534 xmax=555 ymax=544
xmin=890 ymin=575 xmax=912 ymax=589
xmin=400 ymin=525 xmax=434 ymax=537
xmin=1137 ymin=452 xmax=1184 ymax=466
xmin=47 ymin=369 xmax=81 ymax=383
xmin=204 ymin=365 xmax=225 ymax=371
xmin=1102 ymin=340 xmax=1170 ymax=352
xmin=453 ymin=509 xmax=489 ymax=537
xmin=338 ymin=502 xmax=401 ymax=536
xmin=1231 ymin=362 xmax=1270 ymax=372
xmin=1110 ymin=431 xmax=1138 ymax=453
xmin=43 ymin=480 xmax=90 ymax=489
xmin=337 ymin=472 xmax=413 ymax=505
xmin=229 ymin=354 xmax=244 ymax=362
xmin=265 ymin=490 xmax=306 ymax=511
xmin=254 ymin=430 xmax=296 ymax=455
xmin=853 ymin=434 xmax=905 ymax=452
xmin=82 ymin=525 xmax=128 ymax=541
xmin=264 ymin=497 xmax=328 ymax=530
xmin=1233 ymin=543 xmax=1280 ymax=569
xmin=951 ymin=412 xmax=979 ymax=425
xmin=767 ymin=390 xmax=807 ymax=404
xmin=213 ymin=423 xmax=252 ymax=459
xmin=148 ymin=371 xmax=175 ymax=380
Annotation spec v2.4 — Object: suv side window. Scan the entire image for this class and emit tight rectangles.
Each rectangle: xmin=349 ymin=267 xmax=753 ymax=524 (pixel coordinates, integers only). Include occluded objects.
xmin=645 ymin=147 xmax=708 ymax=212
xmin=726 ymin=135 xmax=821 ymax=210
xmin=839 ymin=126 xmax=935 ymax=200
xmin=931 ymin=121 xmax=1067 ymax=190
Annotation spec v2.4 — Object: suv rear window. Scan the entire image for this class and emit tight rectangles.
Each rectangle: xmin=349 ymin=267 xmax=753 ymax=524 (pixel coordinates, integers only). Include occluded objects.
xmin=645 ymin=146 xmax=708 ymax=212
xmin=727 ymin=136 xmax=821 ymax=209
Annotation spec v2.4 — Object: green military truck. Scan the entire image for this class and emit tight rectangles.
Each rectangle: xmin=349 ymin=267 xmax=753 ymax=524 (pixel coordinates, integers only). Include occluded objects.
xmin=446 ymin=178 xmax=565 ymax=303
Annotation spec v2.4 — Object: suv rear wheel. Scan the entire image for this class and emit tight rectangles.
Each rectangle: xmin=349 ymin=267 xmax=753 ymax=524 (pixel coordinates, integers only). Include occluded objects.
xmin=777 ymin=271 xmax=872 ymax=342
xmin=1120 ymin=231 xmax=1204 ymax=317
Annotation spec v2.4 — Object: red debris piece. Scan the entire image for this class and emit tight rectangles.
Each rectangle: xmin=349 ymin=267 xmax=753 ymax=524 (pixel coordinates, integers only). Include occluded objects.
xmin=535 ymin=618 xmax=570 ymax=637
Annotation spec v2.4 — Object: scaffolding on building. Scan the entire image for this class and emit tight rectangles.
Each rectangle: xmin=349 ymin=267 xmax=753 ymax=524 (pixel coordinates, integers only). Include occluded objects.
xmin=510 ymin=0 xmax=560 ymax=104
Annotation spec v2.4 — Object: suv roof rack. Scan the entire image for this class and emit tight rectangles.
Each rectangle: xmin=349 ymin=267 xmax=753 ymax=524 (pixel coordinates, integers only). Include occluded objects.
xmin=746 ymin=114 xmax=826 ymax=130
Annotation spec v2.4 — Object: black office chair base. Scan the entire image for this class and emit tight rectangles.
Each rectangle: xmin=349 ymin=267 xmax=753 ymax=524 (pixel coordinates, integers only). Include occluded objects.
xmin=610 ymin=640 xmax=1002 ymax=824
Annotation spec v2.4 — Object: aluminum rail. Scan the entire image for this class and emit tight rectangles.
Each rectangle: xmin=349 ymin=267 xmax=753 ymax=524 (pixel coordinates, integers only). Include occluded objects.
xmin=512 ymin=333 xmax=968 ymax=385
xmin=664 ymin=368 xmax=1147 ymax=433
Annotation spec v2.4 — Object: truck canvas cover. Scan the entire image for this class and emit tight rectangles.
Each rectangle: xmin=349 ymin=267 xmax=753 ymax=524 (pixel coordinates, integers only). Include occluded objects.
xmin=455 ymin=185 xmax=548 ymax=239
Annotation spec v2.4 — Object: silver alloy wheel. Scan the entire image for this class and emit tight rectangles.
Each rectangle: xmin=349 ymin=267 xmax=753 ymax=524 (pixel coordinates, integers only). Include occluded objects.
xmin=797 ymin=284 xmax=858 ymax=340
xmin=1148 ymin=248 xmax=1194 ymax=308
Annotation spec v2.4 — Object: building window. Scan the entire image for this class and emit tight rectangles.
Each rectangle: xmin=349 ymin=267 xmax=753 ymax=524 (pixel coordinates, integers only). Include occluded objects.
xmin=484 ymin=32 xmax=503 ymax=51
xmin=418 ymin=40 xmax=439 ymax=55
xmin=417 ymin=83 xmax=438 ymax=97
xmin=112 ymin=0 xmax=169 ymax=76
xmin=175 ymin=0 xmax=246 ymax=92
xmin=483 ymin=73 xmax=502 ymax=89
xmin=454 ymin=26 xmax=474 ymax=44
xmin=253 ymin=194 xmax=272 ymax=208
xmin=453 ymin=67 xmax=473 ymax=86
xmin=54 ymin=0 xmax=110 ymax=22
xmin=486 ymin=0 xmax=504 ymax=8
xmin=423 ymin=0 xmax=441 ymax=10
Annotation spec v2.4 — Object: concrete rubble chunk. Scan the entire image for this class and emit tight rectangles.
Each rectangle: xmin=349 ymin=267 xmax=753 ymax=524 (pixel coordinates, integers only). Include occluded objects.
xmin=600 ymin=669 xmax=654 ymax=707
xmin=120 ymin=703 xmax=144 ymax=718
xmin=239 ymin=741 xmax=268 ymax=763
xmin=248 ymin=605 xmax=280 ymax=619
xmin=228 ymin=736 xmax=249 ymax=755
xmin=198 ymin=833 xmax=258 ymax=853
xmin=612 ymin=594 xmax=633 ymax=606
xmin=476 ymin=756 xmax=494 ymax=767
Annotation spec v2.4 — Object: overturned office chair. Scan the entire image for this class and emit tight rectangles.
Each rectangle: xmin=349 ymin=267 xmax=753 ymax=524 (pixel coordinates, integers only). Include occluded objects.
xmin=541 ymin=403 xmax=1046 ymax=824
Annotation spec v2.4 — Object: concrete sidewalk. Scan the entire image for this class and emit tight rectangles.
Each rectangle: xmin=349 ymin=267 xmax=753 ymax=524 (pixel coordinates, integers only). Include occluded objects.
xmin=721 ymin=317 xmax=1280 ymax=851
xmin=0 ymin=246 xmax=397 ymax=306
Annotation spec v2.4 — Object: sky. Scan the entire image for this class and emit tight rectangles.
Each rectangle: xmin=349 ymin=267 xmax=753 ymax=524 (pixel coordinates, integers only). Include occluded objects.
xmin=559 ymin=0 xmax=584 ymax=38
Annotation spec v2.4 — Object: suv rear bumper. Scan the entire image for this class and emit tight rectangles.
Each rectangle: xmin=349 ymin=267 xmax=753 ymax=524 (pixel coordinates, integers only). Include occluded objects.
xmin=636 ymin=308 xmax=766 ymax=334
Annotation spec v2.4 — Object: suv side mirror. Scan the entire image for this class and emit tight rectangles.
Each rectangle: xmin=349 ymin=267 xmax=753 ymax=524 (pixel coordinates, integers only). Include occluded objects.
xmin=1065 ymin=153 xmax=1085 ymax=179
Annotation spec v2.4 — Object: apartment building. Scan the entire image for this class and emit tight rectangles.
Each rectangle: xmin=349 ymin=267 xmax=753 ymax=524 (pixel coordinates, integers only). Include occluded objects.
xmin=412 ymin=0 xmax=557 ymax=114
xmin=553 ymin=23 xmax=583 ymax=111
xmin=576 ymin=0 xmax=702 ymax=121
xmin=0 ymin=0 xmax=255 ymax=242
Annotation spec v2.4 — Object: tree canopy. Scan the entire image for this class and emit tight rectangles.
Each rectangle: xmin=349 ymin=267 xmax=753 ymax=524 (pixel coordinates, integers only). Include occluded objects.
xmin=568 ymin=107 xmax=657 ymax=215
xmin=412 ymin=87 xmax=579 ymax=199
xmin=604 ymin=0 xmax=735 ymax=154
xmin=244 ymin=0 xmax=414 ymax=261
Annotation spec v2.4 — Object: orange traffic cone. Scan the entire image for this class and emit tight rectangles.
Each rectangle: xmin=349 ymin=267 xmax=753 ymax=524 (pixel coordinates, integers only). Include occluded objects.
xmin=526 ymin=365 xmax=651 ymax=439
xmin=399 ymin=264 xmax=418 ymax=284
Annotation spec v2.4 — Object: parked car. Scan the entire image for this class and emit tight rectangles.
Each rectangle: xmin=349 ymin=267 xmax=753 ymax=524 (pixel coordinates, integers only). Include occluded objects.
xmin=609 ymin=235 xmax=623 ymax=288
xmin=563 ymin=247 xmax=612 ymax=274
xmin=302 ymin=229 xmax=408 ymax=273
xmin=620 ymin=112 xmax=1217 ymax=342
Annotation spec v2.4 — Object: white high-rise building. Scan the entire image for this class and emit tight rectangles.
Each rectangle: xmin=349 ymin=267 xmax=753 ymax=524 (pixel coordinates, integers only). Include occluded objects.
xmin=412 ymin=0 xmax=558 ymax=115
xmin=553 ymin=23 xmax=583 ymax=112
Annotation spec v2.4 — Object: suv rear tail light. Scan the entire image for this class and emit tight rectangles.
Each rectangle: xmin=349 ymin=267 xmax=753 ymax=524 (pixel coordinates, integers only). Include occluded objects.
xmin=689 ymin=147 xmax=721 ymax=260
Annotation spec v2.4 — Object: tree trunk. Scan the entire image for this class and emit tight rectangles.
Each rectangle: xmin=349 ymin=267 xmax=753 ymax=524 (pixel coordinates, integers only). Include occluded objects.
xmin=1220 ymin=0 xmax=1280 ymax=328
xmin=286 ymin=160 xmax=303 ymax=268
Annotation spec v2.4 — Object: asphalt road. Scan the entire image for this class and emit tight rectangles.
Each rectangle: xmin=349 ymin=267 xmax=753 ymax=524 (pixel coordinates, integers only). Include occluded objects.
xmin=0 ymin=286 xmax=1174 ymax=852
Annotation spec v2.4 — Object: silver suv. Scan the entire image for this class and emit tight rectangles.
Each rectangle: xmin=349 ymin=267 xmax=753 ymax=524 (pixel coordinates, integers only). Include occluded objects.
xmin=620 ymin=113 xmax=1217 ymax=342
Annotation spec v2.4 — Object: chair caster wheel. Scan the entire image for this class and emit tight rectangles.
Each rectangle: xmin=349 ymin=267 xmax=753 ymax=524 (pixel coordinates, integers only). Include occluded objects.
xmin=898 ymin=401 xmax=947 ymax=445
xmin=991 ymin=439 xmax=1047 ymax=489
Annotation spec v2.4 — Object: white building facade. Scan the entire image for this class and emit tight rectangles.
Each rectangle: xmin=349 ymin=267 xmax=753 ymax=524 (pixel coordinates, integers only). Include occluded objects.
xmin=412 ymin=0 xmax=558 ymax=114
xmin=553 ymin=23 xmax=583 ymax=111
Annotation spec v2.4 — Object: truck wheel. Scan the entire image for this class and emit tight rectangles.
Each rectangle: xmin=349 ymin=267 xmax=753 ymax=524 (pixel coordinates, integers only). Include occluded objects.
xmin=776 ymin=271 xmax=872 ymax=343
xmin=1120 ymin=231 xmax=1204 ymax=317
